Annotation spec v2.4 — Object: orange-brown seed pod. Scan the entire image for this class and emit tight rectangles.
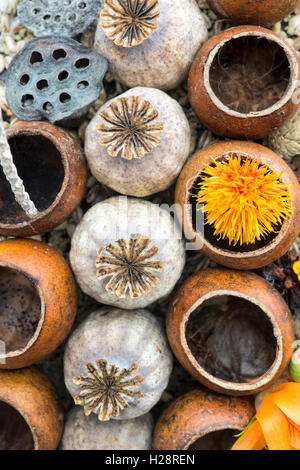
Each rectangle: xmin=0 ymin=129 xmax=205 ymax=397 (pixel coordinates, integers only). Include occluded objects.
xmin=153 ymin=388 xmax=255 ymax=450
xmin=0 ymin=120 xmax=87 ymax=237
xmin=175 ymin=141 xmax=300 ymax=270
xmin=166 ymin=268 xmax=294 ymax=396
xmin=0 ymin=238 xmax=77 ymax=369
xmin=0 ymin=366 xmax=63 ymax=450
xmin=188 ymin=26 xmax=300 ymax=140
xmin=207 ymin=0 xmax=300 ymax=26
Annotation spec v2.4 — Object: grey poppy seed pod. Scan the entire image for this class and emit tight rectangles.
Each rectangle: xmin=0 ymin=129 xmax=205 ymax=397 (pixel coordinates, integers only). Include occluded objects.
xmin=61 ymin=407 xmax=153 ymax=450
xmin=64 ymin=308 xmax=173 ymax=421
xmin=69 ymin=196 xmax=185 ymax=309
xmin=94 ymin=0 xmax=208 ymax=91
xmin=85 ymin=87 xmax=191 ymax=197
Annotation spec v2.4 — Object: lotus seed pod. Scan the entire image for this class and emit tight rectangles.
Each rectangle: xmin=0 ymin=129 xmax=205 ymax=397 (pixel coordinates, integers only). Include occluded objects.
xmin=61 ymin=407 xmax=153 ymax=450
xmin=18 ymin=0 xmax=102 ymax=38
xmin=94 ymin=0 xmax=208 ymax=91
xmin=64 ymin=307 xmax=173 ymax=421
xmin=85 ymin=87 xmax=191 ymax=196
xmin=5 ymin=36 xmax=107 ymax=126
xmin=69 ymin=196 xmax=185 ymax=309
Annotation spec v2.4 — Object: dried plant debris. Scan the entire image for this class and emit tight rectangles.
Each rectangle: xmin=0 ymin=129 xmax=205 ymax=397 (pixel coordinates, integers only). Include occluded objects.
xmin=73 ymin=359 xmax=145 ymax=421
xmin=0 ymin=111 xmax=38 ymax=219
xmin=5 ymin=36 xmax=107 ymax=125
xmin=17 ymin=0 xmax=102 ymax=38
xmin=99 ymin=0 xmax=160 ymax=47
xmin=97 ymin=96 xmax=163 ymax=160
xmin=96 ymin=234 xmax=163 ymax=298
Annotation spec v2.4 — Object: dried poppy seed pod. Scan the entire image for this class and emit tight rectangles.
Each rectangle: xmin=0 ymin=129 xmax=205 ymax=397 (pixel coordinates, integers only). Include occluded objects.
xmin=64 ymin=308 xmax=173 ymax=421
xmin=0 ymin=120 xmax=87 ymax=237
xmin=94 ymin=0 xmax=208 ymax=91
xmin=85 ymin=87 xmax=191 ymax=197
xmin=153 ymin=388 xmax=254 ymax=450
xmin=61 ymin=407 xmax=153 ymax=450
xmin=0 ymin=238 xmax=77 ymax=369
xmin=167 ymin=268 xmax=294 ymax=396
xmin=175 ymin=141 xmax=300 ymax=270
xmin=188 ymin=25 xmax=300 ymax=140
xmin=0 ymin=366 xmax=63 ymax=450
xmin=207 ymin=0 xmax=300 ymax=26
xmin=70 ymin=196 xmax=185 ymax=309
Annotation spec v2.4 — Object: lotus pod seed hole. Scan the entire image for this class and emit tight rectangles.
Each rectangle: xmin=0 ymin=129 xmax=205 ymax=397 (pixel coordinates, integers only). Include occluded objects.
xmin=188 ymin=430 xmax=240 ymax=451
xmin=75 ymin=58 xmax=90 ymax=69
xmin=68 ymin=14 xmax=77 ymax=22
xmin=36 ymin=79 xmax=49 ymax=91
xmin=185 ymin=295 xmax=277 ymax=383
xmin=78 ymin=2 xmax=86 ymax=8
xmin=0 ymin=134 xmax=64 ymax=224
xmin=43 ymin=102 xmax=54 ymax=113
xmin=0 ymin=401 xmax=34 ymax=450
xmin=60 ymin=93 xmax=71 ymax=103
xmin=43 ymin=14 xmax=51 ymax=20
xmin=54 ymin=15 xmax=61 ymax=22
xmin=77 ymin=81 xmax=89 ymax=89
xmin=33 ymin=8 xmax=40 ymax=14
xmin=30 ymin=51 xmax=43 ymax=64
xmin=21 ymin=94 xmax=34 ymax=108
xmin=19 ymin=74 xmax=30 ymax=86
xmin=58 ymin=70 xmax=69 ymax=81
xmin=53 ymin=49 xmax=67 ymax=61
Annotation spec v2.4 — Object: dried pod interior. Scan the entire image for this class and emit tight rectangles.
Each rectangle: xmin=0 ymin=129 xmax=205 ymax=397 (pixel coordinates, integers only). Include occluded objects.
xmin=185 ymin=294 xmax=277 ymax=384
xmin=0 ymin=133 xmax=64 ymax=225
xmin=188 ymin=429 xmax=239 ymax=450
xmin=190 ymin=153 xmax=293 ymax=252
xmin=0 ymin=401 xmax=34 ymax=450
xmin=207 ymin=34 xmax=291 ymax=115
xmin=0 ymin=267 xmax=43 ymax=356
xmin=72 ymin=359 xmax=145 ymax=421
xmin=96 ymin=233 xmax=163 ymax=298
xmin=99 ymin=0 xmax=160 ymax=47
xmin=97 ymin=96 xmax=164 ymax=160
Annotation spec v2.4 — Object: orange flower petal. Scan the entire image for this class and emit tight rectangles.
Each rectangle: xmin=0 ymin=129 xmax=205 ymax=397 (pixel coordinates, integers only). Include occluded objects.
xmin=256 ymin=396 xmax=292 ymax=450
xmin=231 ymin=420 xmax=266 ymax=450
xmin=269 ymin=383 xmax=300 ymax=426
xmin=289 ymin=423 xmax=300 ymax=450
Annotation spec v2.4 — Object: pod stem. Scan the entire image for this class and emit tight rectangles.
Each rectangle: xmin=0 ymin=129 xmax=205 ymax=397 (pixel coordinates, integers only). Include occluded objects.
xmin=0 ymin=112 xmax=39 ymax=219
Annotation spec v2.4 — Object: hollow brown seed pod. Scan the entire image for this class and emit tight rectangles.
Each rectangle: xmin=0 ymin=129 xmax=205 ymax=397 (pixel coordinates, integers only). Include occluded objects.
xmin=85 ymin=87 xmax=191 ymax=197
xmin=0 ymin=366 xmax=63 ymax=450
xmin=188 ymin=25 xmax=300 ymax=140
xmin=0 ymin=120 xmax=87 ymax=237
xmin=64 ymin=307 xmax=173 ymax=421
xmin=175 ymin=141 xmax=300 ymax=270
xmin=153 ymin=388 xmax=255 ymax=450
xmin=70 ymin=196 xmax=185 ymax=309
xmin=61 ymin=407 xmax=153 ymax=450
xmin=207 ymin=0 xmax=300 ymax=26
xmin=94 ymin=0 xmax=208 ymax=91
xmin=167 ymin=268 xmax=294 ymax=396
xmin=0 ymin=238 xmax=77 ymax=369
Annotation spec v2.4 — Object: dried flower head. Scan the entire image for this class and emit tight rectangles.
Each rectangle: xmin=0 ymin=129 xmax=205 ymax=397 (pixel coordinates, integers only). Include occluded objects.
xmin=99 ymin=0 xmax=160 ymax=47
xmin=97 ymin=96 xmax=163 ymax=160
xmin=196 ymin=154 xmax=293 ymax=246
xmin=96 ymin=233 xmax=163 ymax=298
xmin=73 ymin=359 xmax=145 ymax=421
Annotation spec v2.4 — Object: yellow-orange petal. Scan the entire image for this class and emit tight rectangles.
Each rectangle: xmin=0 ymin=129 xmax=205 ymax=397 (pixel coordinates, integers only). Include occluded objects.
xmin=269 ymin=383 xmax=300 ymax=425
xmin=231 ymin=420 xmax=266 ymax=450
xmin=289 ymin=423 xmax=300 ymax=450
xmin=293 ymin=260 xmax=300 ymax=277
xmin=256 ymin=395 xmax=292 ymax=450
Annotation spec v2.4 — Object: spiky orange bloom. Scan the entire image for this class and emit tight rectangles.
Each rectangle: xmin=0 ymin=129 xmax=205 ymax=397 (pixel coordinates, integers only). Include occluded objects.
xmin=232 ymin=382 xmax=300 ymax=450
xmin=196 ymin=154 xmax=293 ymax=246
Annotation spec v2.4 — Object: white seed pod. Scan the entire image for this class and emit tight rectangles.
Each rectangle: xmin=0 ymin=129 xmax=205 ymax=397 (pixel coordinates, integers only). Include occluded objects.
xmin=61 ymin=407 xmax=153 ymax=450
xmin=94 ymin=0 xmax=208 ymax=91
xmin=70 ymin=196 xmax=185 ymax=309
xmin=64 ymin=307 xmax=173 ymax=421
xmin=85 ymin=87 xmax=191 ymax=197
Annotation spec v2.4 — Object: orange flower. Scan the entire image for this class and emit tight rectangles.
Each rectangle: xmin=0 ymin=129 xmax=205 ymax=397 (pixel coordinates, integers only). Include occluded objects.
xmin=232 ymin=382 xmax=300 ymax=450
xmin=196 ymin=154 xmax=293 ymax=246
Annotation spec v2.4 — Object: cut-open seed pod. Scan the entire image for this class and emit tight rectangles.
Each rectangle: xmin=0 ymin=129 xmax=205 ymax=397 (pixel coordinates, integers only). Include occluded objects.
xmin=167 ymin=268 xmax=294 ymax=396
xmin=175 ymin=141 xmax=300 ymax=270
xmin=0 ymin=366 xmax=63 ymax=450
xmin=0 ymin=238 xmax=77 ymax=369
xmin=5 ymin=36 xmax=107 ymax=126
xmin=153 ymin=388 xmax=254 ymax=450
xmin=18 ymin=0 xmax=102 ymax=38
xmin=188 ymin=25 xmax=300 ymax=140
xmin=0 ymin=120 xmax=87 ymax=237
xmin=207 ymin=0 xmax=300 ymax=26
